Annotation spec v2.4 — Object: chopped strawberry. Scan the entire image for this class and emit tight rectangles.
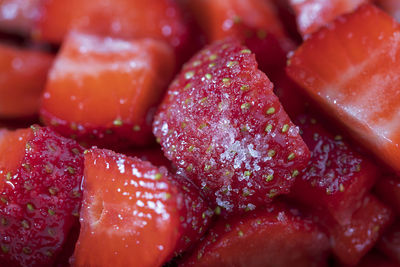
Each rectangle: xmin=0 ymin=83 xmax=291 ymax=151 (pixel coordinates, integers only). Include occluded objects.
xmin=72 ymin=148 xmax=212 ymax=267
xmin=0 ymin=0 xmax=42 ymax=35
xmin=375 ymin=175 xmax=400 ymax=215
xmin=153 ymin=39 xmax=310 ymax=213
xmin=377 ymin=0 xmax=400 ymax=22
xmin=289 ymin=0 xmax=369 ymax=37
xmin=180 ymin=203 xmax=330 ymax=267
xmin=327 ymin=195 xmax=393 ymax=265
xmin=290 ymin=114 xmax=378 ymax=223
xmin=0 ymin=43 xmax=53 ymax=119
xmin=0 ymin=126 xmax=84 ymax=267
xmin=378 ymin=220 xmax=400 ymax=264
xmin=40 ymin=32 xmax=175 ymax=147
xmin=287 ymin=4 xmax=400 ymax=175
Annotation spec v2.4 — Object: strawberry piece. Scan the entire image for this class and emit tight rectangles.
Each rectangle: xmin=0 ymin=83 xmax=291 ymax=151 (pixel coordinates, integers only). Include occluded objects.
xmin=378 ymin=0 xmax=400 ymax=22
xmin=290 ymin=114 xmax=378 ymax=223
xmin=328 ymin=195 xmax=393 ymax=265
xmin=40 ymin=32 xmax=175 ymax=147
xmin=0 ymin=43 xmax=53 ymax=119
xmin=34 ymin=0 xmax=190 ymax=57
xmin=123 ymin=146 xmax=175 ymax=171
xmin=153 ymin=39 xmax=310 ymax=213
xmin=287 ymin=4 xmax=400 ymax=175
xmin=181 ymin=203 xmax=330 ymax=267
xmin=289 ymin=0 xmax=369 ymax=37
xmin=0 ymin=0 xmax=42 ymax=35
xmin=378 ymin=221 xmax=400 ymax=264
xmin=0 ymin=126 xmax=84 ymax=267
xmin=339 ymin=251 xmax=400 ymax=267
xmin=375 ymin=175 xmax=400 ymax=215
xmin=72 ymin=148 xmax=212 ymax=267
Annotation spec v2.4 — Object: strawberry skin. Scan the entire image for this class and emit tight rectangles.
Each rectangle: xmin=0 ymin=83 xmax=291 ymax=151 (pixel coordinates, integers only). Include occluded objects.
xmin=291 ymin=114 xmax=378 ymax=223
xmin=287 ymin=4 xmax=400 ymax=175
xmin=72 ymin=148 xmax=212 ymax=267
xmin=40 ymin=32 xmax=175 ymax=147
xmin=378 ymin=0 xmax=400 ymax=22
xmin=181 ymin=203 xmax=330 ymax=267
xmin=153 ymin=39 xmax=310 ymax=213
xmin=0 ymin=126 xmax=84 ymax=267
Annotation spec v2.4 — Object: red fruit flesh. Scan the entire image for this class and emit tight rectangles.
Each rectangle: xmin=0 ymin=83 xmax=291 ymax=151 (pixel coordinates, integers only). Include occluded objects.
xmin=291 ymin=114 xmax=378 ymax=223
xmin=153 ymin=39 xmax=310 ymax=213
xmin=73 ymin=148 xmax=211 ymax=267
xmin=287 ymin=4 xmax=400 ymax=175
xmin=289 ymin=0 xmax=369 ymax=37
xmin=40 ymin=32 xmax=175 ymax=147
xmin=181 ymin=204 xmax=330 ymax=267
xmin=0 ymin=126 xmax=84 ymax=267
xmin=378 ymin=220 xmax=400 ymax=264
xmin=375 ymin=175 xmax=400 ymax=215
xmin=0 ymin=0 xmax=42 ymax=35
xmin=378 ymin=0 xmax=400 ymax=22
xmin=0 ymin=43 xmax=53 ymax=118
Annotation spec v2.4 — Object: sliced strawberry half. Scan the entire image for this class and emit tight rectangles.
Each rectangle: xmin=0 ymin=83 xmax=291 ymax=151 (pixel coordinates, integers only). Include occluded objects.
xmin=0 ymin=43 xmax=53 ymax=119
xmin=181 ymin=203 xmax=330 ymax=267
xmin=153 ymin=39 xmax=310 ymax=213
xmin=287 ymin=4 xmax=400 ymax=175
xmin=40 ymin=31 xmax=175 ymax=147
xmin=290 ymin=114 xmax=378 ymax=223
xmin=289 ymin=0 xmax=369 ymax=37
xmin=72 ymin=148 xmax=212 ymax=267
xmin=0 ymin=126 xmax=84 ymax=267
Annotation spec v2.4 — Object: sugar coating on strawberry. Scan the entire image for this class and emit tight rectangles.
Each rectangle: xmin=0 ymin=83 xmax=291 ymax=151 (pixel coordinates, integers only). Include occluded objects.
xmin=73 ymin=148 xmax=212 ymax=267
xmin=40 ymin=32 xmax=175 ymax=147
xmin=0 ymin=126 xmax=84 ymax=267
xmin=153 ymin=39 xmax=310 ymax=213
xmin=291 ymin=114 xmax=378 ymax=223
xmin=181 ymin=203 xmax=330 ymax=267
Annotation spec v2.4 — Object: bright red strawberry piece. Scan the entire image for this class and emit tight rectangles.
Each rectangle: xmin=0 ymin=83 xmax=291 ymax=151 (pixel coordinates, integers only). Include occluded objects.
xmin=153 ymin=39 xmax=310 ymax=213
xmin=375 ymin=175 xmax=400 ymax=215
xmin=0 ymin=43 xmax=53 ymax=119
xmin=289 ymin=0 xmax=369 ymax=37
xmin=0 ymin=126 xmax=84 ymax=267
xmin=287 ymin=4 xmax=400 ymax=175
xmin=290 ymin=114 xmax=378 ymax=223
xmin=378 ymin=0 xmax=400 ymax=22
xmin=327 ymin=195 xmax=393 ymax=265
xmin=34 ymin=0 xmax=190 ymax=59
xmin=40 ymin=32 xmax=175 ymax=147
xmin=378 ymin=221 xmax=400 ymax=264
xmin=181 ymin=203 xmax=330 ymax=267
xmin=0 ymin=0 xmax=42 ymax=35
xmin=72 ymin=148 xmax=212 ymax=267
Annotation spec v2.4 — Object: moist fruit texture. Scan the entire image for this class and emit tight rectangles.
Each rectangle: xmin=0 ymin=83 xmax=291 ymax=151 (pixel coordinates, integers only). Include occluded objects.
xmin=153 ymin=39 xmax=310 ymax=213
xmin=0 ymin=126 xmax=84 ymax=267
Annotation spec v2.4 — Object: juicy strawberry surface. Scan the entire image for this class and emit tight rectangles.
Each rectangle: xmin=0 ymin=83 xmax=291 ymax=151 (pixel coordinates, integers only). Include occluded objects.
xmin=153 ymin=39 xmax=310 ymax=213
xmin=72 ymin=148 xmax=211 ymax=267
xmin=287 ymin=4 xmax=400 ymax=175
xmin=289 ymin=0 xmax=369 ymax=37
xmin=375 ymin=175 xmax=400 ymax=215
xmin=0 ymin=43 xmax=53 ymax=119
xmin=0 ymin=0 xmax=42 ymax=35
xmin=40 ymin=32 xmax=175 ymax=147
xmin=181 ymin=203 xmax=330 ymax=267
xmin=378 ymin=220 xmax=400 ymax=264
xmin=0 ymin=126 xmax=84 ymax=267
xmin=291 ymin=114 xmax=378 ymax=223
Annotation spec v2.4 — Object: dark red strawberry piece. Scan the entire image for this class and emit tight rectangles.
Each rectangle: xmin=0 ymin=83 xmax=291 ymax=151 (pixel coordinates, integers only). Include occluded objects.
xmin=72 ymin=148 xmax=212 ymax=267
xmin=290 ymin=114 xmax=378 ymax=223
xmin=180 ymin=203 xmax=330 ymax=267
xmin=287 ymin=4 xmax=400 ymax=175
xmin=0 ymin=125 xmax=84 ymax=267
xmin=378 ymin=220 xmax=400 ymax=264
xmin=375 ymin=175 xmax=400 ymax=215
xmin=153 ymin=39 xmax=310 ymax=213
xmin=289 ymin=0 xmax=369 ymax=37
xmin=40 ymin=31 xmax=175 ymax=148
xmin=336 ymin=250 xmax=400 ymax=267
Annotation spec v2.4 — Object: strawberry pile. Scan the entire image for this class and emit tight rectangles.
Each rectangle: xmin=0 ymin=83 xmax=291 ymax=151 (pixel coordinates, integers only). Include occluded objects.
xmin=0 ymin=1 xmax=400 ymax=267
